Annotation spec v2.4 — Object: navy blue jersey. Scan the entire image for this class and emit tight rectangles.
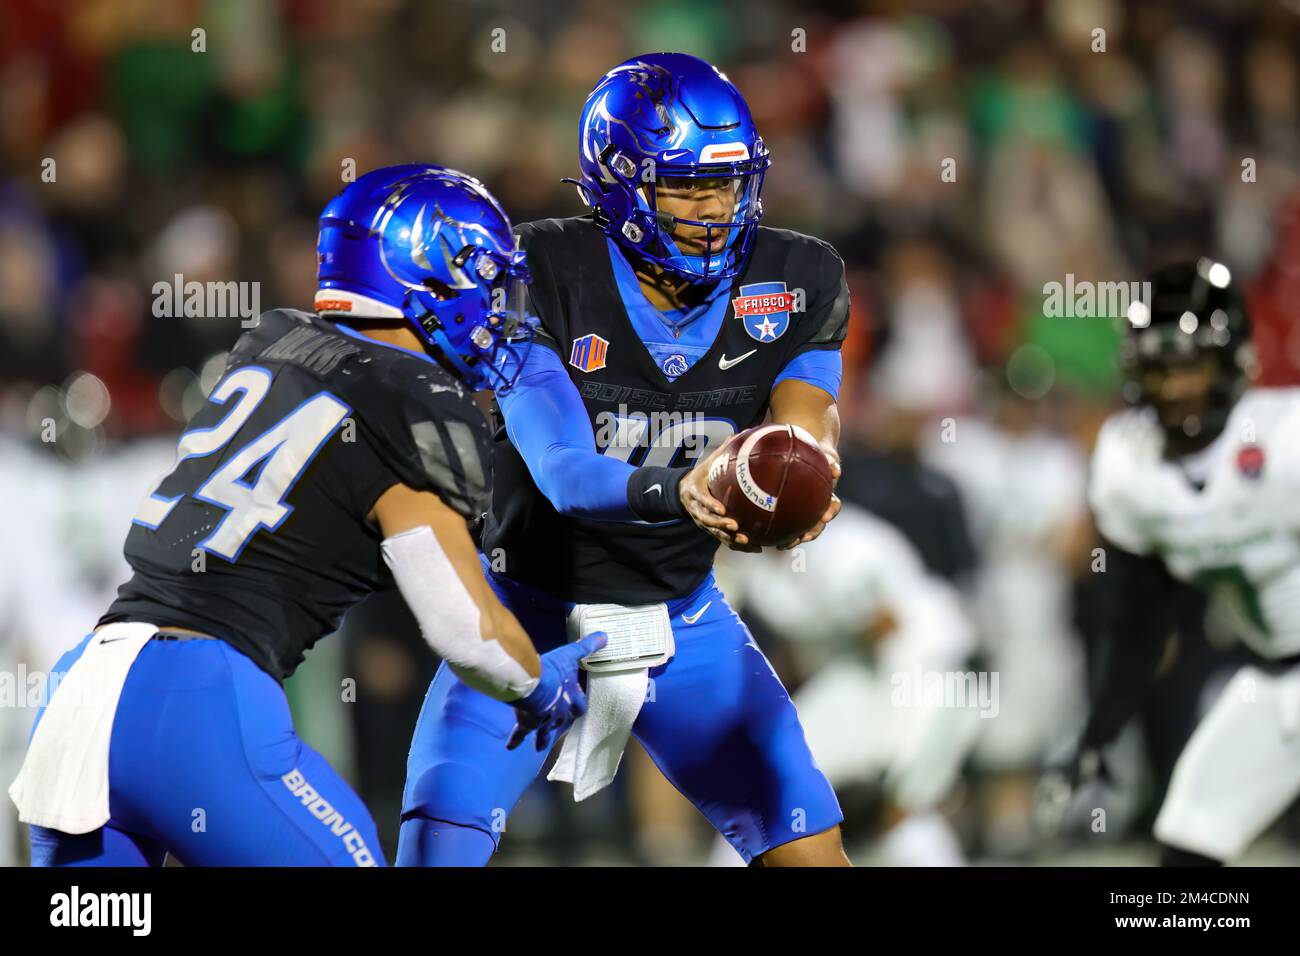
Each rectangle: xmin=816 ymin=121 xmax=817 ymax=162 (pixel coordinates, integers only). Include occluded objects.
xmin=482 ymin=216 xmax=849 ymax=604
xmin=102 ymin=309 xmax=492 ymax=681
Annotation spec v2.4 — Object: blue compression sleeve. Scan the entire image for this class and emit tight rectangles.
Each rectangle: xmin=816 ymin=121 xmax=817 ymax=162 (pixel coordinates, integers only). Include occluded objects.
xmin=773 ymin=348 xmax=843 ymax=400
xmin=497 ymin=344 xmax=641 ymax=520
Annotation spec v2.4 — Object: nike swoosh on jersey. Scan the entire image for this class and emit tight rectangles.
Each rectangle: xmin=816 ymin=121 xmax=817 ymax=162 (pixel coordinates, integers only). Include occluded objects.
xmin=681 ymin=600 xmax=712 ymax=624
xmin=645 ymin=483 xmax=663 ymax=496
xmin=718 ymin=350 xmax=757 ymax=370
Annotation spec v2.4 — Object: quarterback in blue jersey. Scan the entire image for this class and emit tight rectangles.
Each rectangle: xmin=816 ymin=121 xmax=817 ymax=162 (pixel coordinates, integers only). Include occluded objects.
xmin=399 ymin=55 xmax=851 ymax=866
xmin=10 ymin=166 xmax=602 ymax=866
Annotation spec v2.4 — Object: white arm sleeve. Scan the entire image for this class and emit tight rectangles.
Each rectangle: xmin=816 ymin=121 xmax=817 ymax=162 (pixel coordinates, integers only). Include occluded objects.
xmin=381 ymin=526 xmax=539 ymax=701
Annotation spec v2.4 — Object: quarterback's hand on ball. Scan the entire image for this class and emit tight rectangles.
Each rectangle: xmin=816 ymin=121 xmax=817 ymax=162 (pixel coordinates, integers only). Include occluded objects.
xmin=680 ymin=440 xmax=761 ymax=552
xmin=507 ymin=632 xmax=608 ymax=751
xmin=777 ymin=442 xmax=841 ymax=551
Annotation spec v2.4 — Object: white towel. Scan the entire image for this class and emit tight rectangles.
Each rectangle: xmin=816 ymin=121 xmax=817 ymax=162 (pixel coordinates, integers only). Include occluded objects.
xmin=8 ymin=622 xmax=156 ymax=833
xmin=548 ymin=669 xmax=649 ymax=801
xmin=547 ymin=603 xmax=672 ymax=801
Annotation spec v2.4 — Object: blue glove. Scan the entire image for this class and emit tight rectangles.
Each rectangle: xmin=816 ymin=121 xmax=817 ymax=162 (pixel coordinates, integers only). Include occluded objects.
xmin=507 ymin=632 xmax=608 ymax=752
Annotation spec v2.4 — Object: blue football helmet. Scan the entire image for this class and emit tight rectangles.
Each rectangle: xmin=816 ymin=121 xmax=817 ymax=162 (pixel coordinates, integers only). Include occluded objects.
xmin=571 ymin=53 xmax=771 ymax=283
xmin=315 ymin=164 xmax=535 ymax=392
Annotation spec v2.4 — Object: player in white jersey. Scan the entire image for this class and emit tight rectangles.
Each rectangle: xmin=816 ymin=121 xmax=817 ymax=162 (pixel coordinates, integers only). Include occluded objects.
xmin=1048 ymin=258 xmax=1300 ymax=865
xmin=715 ymin=502 xmax=979 ymax=865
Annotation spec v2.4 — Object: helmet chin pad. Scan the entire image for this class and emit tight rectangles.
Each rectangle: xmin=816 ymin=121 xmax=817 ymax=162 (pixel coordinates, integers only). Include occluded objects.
xmin=645 ymin=218 xmax=743 ymax=281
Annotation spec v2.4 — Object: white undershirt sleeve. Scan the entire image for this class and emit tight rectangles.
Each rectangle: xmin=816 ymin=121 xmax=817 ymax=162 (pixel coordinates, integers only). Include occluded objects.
xmin=381 ymin=525 xmax=538 ymax=701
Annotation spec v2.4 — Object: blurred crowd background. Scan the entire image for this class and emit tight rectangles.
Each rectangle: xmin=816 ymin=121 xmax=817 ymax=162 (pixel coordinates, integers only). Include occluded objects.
xmin=4 ymin=0 xmax=1300 ymax=866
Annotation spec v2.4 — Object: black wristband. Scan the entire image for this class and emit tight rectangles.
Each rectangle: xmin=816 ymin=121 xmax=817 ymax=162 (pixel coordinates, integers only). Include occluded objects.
xmin=627 ymin=465 xmax=690 ymax=521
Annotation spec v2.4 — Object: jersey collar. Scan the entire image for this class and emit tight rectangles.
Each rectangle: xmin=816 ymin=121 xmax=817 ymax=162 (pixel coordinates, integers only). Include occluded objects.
xmin=333 ymin=321 xmax=438 ymax=366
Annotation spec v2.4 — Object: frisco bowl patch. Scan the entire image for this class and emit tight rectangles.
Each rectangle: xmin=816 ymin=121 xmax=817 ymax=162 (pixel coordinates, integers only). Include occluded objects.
xmin=733 ymin=282 xmax=794 ymax=342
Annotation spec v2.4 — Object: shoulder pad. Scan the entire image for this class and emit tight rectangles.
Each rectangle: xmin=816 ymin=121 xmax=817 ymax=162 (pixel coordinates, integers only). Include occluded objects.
xmin=512 ymin=218 xmax=601 ymax=353
xmin=752 ymin=228 xmax=850 ymax=348
xmin=1089 ymin=409 xmax=1160 ymax=554
xmin=359 ymin=359 xmax=493 ymax=522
